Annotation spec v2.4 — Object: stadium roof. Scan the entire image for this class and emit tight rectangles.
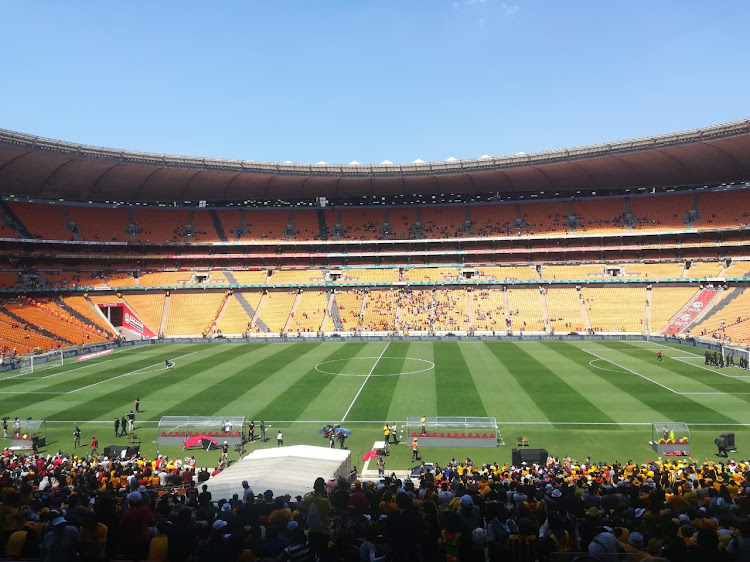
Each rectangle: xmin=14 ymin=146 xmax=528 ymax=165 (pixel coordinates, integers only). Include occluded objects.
xmin=0 ymin=119 xmax=749 ymax=203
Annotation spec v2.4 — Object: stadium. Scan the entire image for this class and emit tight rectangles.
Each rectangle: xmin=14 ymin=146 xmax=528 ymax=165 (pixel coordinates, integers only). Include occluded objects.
xmin=3 ymin=118 xmax=750 ymax=559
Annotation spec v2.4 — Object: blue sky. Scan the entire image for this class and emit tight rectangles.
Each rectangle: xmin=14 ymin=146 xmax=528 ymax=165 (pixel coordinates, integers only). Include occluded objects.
xmin=1 ymin=1 xmax=748 ymax=164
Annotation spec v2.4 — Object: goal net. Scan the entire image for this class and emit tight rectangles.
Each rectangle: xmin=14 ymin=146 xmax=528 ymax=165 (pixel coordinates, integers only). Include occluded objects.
xmin=721 ymin=343 xmax=750 ymax=369
xmin=18 ymin=350 xmax=64 ymax=374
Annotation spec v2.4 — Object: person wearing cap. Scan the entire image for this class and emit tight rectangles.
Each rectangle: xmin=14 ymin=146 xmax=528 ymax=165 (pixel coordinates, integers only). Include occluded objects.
xmin=622 ymin=531 xmax=649 ymax=560
xmin=588 ymin=525 xmax=625 ymax=557
xmin=121 ymin=491 xmax=153 ymax=561
xmin=41 ymin=510 xmax=79 ymax=562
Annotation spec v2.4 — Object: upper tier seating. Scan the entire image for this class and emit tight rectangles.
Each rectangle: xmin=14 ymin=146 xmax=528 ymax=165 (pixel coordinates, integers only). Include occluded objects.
xmin=188 ymin=210 xmax=222 ymax=243
xmin=229 ymin=271 xmax=270 ymax=285
xmin=389 ymin=208 xmax=419 ymax=239
xmin=403 ymin=268 xmax=461 ymax=284
xmin=345 ymin=269 xmax=399 ymax=284
xmin=582 ymin=287 xmax=645 ymax=333
xmin=545 ymin=288 xmax=586 ymax=333
xmin=520 ymin=201 xmax=571 ymax=235
xmin=572 ymin=198 xmax=626 ymax=234
xmin=719 ymin=261 xmax=750 ymax=278
xmin=66 ymin=206 xmax=130 ymax=242
xmin=131 ymin=208 xmax=190 ymax=243
xmin=470 ymin=204 xmax=517 ymax=237
xmin=269 ymin=269 xmax=327 ymax=285
xmin=695 ymin=190 xmax=750 ymax=229
xmin=540 ymin=264 xmax=607 ymax=280
xmin=238 ymin=210 xmax=292 ymax=241
xmin=290 ymin=210 xmax=321 ymax=241
xmin=479 ymin=266 xmax=539 ymax=282
xmin=9 ymin=202 xmax=72 ymax=240
xmin=336 ymin=209 xmax=385 ymax=240
xmin=420 ymin=206 xmax=467 ymax=239
xmin=630 ymin=193 xmax=694 ymax=231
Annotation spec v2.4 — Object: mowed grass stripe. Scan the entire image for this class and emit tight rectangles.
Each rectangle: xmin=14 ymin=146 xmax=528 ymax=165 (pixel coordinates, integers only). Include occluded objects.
xmin=253 ymin=342 xmax=369 ymax=421
xmin=344 ymin=341 xmax=411 ymax=421
xmin=460 ymin=342 xmax=548 ymax=422
xmin=562 ymin=342 xmax=741 ymax=424
xmin=485 ymin=342 xmax=615 ymax=425
xmin=435 ymin=342 xmax=485 ymax=417
xmin=0 ymin=344 xmax=208 ymax=418
xmin=388 ymin=342 xmax=436 ymax=422
xmin=48 ymin=344 xmax=272 ymax=421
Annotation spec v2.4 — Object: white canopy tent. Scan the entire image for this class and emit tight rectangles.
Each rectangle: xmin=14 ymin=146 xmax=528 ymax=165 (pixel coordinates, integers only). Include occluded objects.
xmin=205 ymin=445 xmax=352 ymax=501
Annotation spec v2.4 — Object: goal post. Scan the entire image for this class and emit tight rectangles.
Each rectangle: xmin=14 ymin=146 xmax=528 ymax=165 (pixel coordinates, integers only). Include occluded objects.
xmin=721 ymin=343 xmax=750 ymax=369
xmin=18 ymin=350 xmax=64 ymax=374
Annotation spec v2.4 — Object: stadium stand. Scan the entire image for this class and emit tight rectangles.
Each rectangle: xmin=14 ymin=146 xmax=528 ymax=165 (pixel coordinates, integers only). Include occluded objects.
xmin=582 ymin=287 xmax=646 ymax=333
xmin=287 ymin=290 xmax=328 ymax=332
xmin=165 ymin=291 xmax=227 ymax=336
xmin=540 ymin=263 xmax=607 ymax=280
xmin=131 ymin=208 xmax=191 ymax=243
xmin=215 ymin=291 xmax=262 ymax=335
xmin=65 ymin=205 xmax=131 ymax=242
xmin=403 ymin=267 xmax=459 ymax=284
xmin=336 ymin=208 xmax=385 ymax=240
xmin=238 ymin=209 xmax=292 ymax=241
xmin=61 ymin=295 xmax=118 ymax=336
xmin=91 ymin=292 xmax=166 ymax=336
xmin=0 ymin=273 xmax=18 ymax=289
xmin=506 ymin=288 xmax=546 ymax=332
xmin=571 ymin=197 xmax=626 ymax=234
xmin=695 ymin=188 xmax=750 ymax=229
xmin=630 ymin=192 xmax=694 ymax=231
xmin=227 ymin=270 xmax=270 ymax=285
xmin=470 ymin=288 xmax=505 ymax=332
xmin=289 ymin=209 xmax=322 ymax=241
xmin=188 ymin=210 xmax=222 ymax=243
xmin=649 ymin=286 xmax=699 ymax=332
xmin=433 ymin=288 xmax=468 ymax=331
xmin=8 ymin=201 xmax=73 ymax=240
xmin=545 ymin=287 xmax=586 ymax=333
xmin=398 ymin=290 xmax=434 ymax=331
xmin=684 ymin=260 xmax=723 ymax=278
xmin=470 ymin=203 xmax=517 ymax=237
xmin=345 ymin=268 xmax=400 ymax=284
xmin=255 ymin=290 xmax=297 ymax=332
xmin=481 ymin=266 xmax=540 ymax=282
xmin=329 ymin=289 xmax=365 ymax=331
xmin=419 ymin=205 xmax=467 ymax=239
xmin=519 ymin=200 xmax=571 ymax=235
xmin=268 ymin=269 xmax=327 ymax=285
xmin=360 ymin=289 xmax=399 ymax=331
xmin=388 ymin=208 xmax=419 ymax=239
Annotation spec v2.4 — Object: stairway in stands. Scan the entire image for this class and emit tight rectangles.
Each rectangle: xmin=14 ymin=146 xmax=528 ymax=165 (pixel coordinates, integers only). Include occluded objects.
xmin=209 ymin=210 xmax=229 ymax=242
xmin=328 ymin=292 xmax=344 ymax=330
xmin=0 ymin=201 xmax=33 ymax=238
xmin=224 ymin=272 xmax=270 ymax=332
xmin=316 ymin=209 xmax=328 ymax=241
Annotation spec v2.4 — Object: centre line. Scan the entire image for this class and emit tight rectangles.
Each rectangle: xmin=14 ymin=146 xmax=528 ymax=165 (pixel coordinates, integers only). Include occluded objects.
xmin=340 ymin=341 xmax=390 ymax=423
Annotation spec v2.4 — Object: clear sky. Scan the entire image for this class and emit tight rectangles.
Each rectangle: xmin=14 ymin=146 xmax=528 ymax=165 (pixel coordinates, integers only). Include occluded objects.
xmin=1 ymin=1 xmax=748 ymax=164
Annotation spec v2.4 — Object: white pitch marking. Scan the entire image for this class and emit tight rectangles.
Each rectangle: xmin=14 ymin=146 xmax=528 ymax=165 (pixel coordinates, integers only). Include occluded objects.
xmin=67 ymin=351 xmax=198 ymax=394
xmin=588 ymin=359 xmax=630 ymax=374
xmin=583 ymin=348 xmax=680 ymax=394
xmin=340 ymin=342 xmax=390 ymax=423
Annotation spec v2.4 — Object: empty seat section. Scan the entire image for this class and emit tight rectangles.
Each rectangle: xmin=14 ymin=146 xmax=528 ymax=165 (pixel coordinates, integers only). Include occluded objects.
xmin=5 ymin=302 xmax=105 ymax=345
xmin=345 ymin=269 xmax=399 ymax=284
xmin=506 ymin=288 xmax=545 ymax=332
xmin=403 ymin=267 xmax=459 ymax=283
xmin=100 ymin=293 xmax=165 ymax=335
xmin=0 ymin=273 xmax=18 ymax=288
xmin=66 ymin=206 xmax=130 ymax=242
xmin=256 ymin=291 xmax=296 ymax=332
xmin=229 ymin=270 xmax=269 ymax=285
xmin=215 ymin=210 xmax=245 ymax=240
xmin=420 ymin=206 xmax=467 ymax=239
xmin=683 ymin=261 xmax=722 ymax=278
xmin=62 ymin=296 xmax=118 ymax=336
xmin=480 ymin=266 xmax=539 ymax=282
xmin=215 ymin=291 xmax=261 ymax=334
xmin=572 ymin=198 xmax=626 ymax=234
xmin=189 ymin=210 xmax=222 ymax=243
xmin=361 ymin=290 xmax=399 ymax=331
xmin=433 ymin=289 xmax=467 ymax=331
xmin=105 ymin=272 xmax=137 ymax=287
xmin=540 ymin=264 xmax=606 ymax=280
xmin=288 ymin=291 xmax=328 ymax=332
xmin=720 ymin=261 xmax=750 ymax=278
xmin=269 ymin=270 xmax=326 ymax=285
xmin=238 ymin=209 xmax=291 ymax=241
xmin=520 ymin=201 xmax=570 ymax=235
xmin=332 ymin=290 xmax=365 ymax=331
xmin=691 ymin=290 xmax=750 ymax=342
xmin=139 ymin=272 xmax=193 ymax=286
xmin=546 ymin=288 xmax=586 ymax=332
xmin=626 ymin=263 xmax=684 ymax=279
xmin=290 ymin=210 xmax=321 ymax=240
xmin=582 ymin=287 xmax=645 ymax=332
xmin=470 ymin=204 xmax=517 ymax=237
xmin=399 ymin=290 xmax=434 ymax=331
xmin=649 ymin=287 xmax=698 ymax=332
xmin=0 ymin=311 xmax=58 ymax=353
xmin=165 ymin=291 xmax=227 ymax=336
xmin=9 ymin=202 xmax=72 ymax=240
xmin=338 ymin=209 xmax=384 ymax=240
xmin=471 ymin=288 xmax=504 ymax=332
xmin=630 ymin=193 xmax=693 ymax=231
xmin=695 ymin=190 xmax=750 ymax=229
xmin=131 ymin=209 xmax=190 ymax=243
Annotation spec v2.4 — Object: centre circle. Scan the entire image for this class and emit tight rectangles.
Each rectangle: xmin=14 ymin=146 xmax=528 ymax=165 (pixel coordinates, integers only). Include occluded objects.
xmin=315 ymin=357 xmax=435 ymax=377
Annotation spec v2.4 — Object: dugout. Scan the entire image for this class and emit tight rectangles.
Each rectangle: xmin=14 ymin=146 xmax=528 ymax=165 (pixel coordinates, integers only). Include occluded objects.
xmin=158 ymin=416 xmax=245 ymax=447
xmin=650 ymin=422 xmax=690 ymax=456
xmin=406 ymin=416 xmax=500 ymax=447
xmin=10 ymin=419 xmax=46 ymax=450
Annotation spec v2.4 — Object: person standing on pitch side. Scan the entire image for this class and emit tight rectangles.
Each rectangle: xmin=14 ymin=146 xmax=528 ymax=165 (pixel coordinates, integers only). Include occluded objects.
xmin=260 ymin=421 xmax=266 ymax=443
xmin=134 ymin=396 xmax=140 ymax=414
xmin=114 ymin=417 xmax=120 ymax=437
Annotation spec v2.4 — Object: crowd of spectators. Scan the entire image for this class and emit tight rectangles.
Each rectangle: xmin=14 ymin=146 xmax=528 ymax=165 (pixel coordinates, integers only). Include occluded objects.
xmin=2 ymin=447 xmax=750 ymax=561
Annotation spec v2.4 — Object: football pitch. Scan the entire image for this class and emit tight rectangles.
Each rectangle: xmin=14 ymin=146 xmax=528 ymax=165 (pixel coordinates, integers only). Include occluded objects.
xmin=3 ymin=340 xmax=749 ymax=468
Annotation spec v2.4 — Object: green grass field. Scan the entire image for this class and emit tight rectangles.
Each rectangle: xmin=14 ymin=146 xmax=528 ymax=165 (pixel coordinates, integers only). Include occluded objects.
xmin=3 ymin=340 xmax=749 ymax=470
